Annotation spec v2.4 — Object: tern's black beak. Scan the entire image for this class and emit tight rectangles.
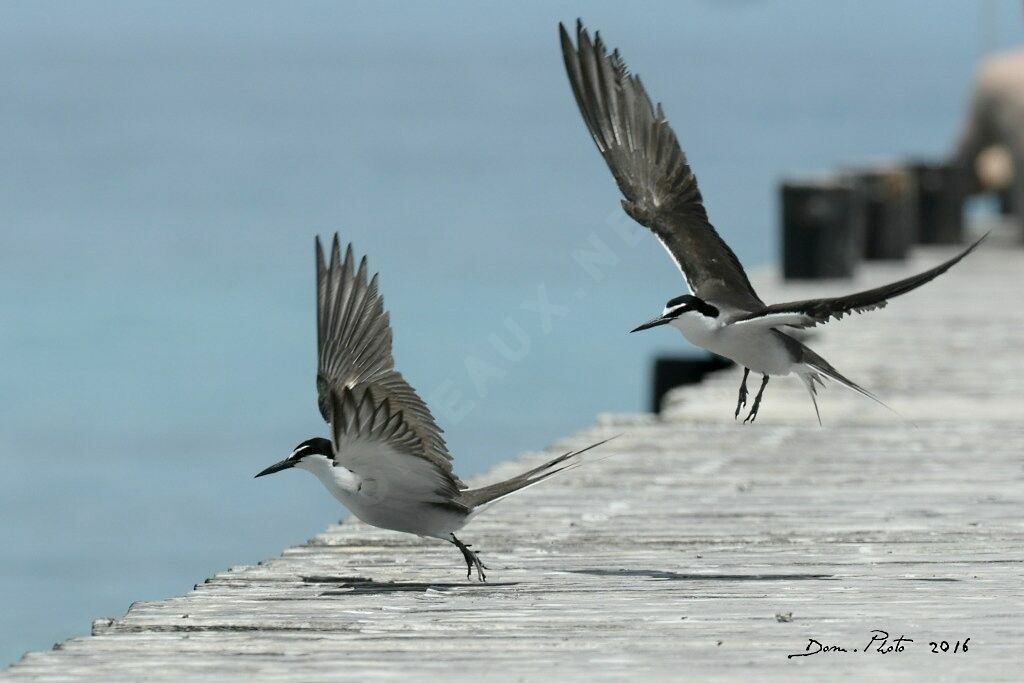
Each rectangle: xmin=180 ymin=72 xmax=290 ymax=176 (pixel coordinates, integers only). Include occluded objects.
xmin=630 ymin=316 xmax=671 ymax=333
xmin=254 ymin=458 xmax=296 ymax=478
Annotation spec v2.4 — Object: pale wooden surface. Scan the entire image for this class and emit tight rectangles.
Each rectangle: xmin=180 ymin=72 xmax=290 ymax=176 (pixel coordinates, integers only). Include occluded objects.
xmin=5 ymin=227 xmax=1022 ymax=682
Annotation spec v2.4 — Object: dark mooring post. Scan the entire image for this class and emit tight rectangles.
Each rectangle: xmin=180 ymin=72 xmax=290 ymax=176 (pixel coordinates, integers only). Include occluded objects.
xmin=907 ymin=160 xmax=965 ymax=244
xmin=847 ymin=166 xmax=916 ymax=260
xmin=997 ymin=187 xmax=1016 ymax=217
xmin=781 ymin=176 xmax=863 ymax=279
xmin=651 ymin=354 xmax=732 ymax=413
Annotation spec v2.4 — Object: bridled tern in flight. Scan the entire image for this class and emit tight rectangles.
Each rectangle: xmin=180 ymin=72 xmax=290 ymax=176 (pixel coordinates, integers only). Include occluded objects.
xmin=256 ymin=235 xmax=611 ymax=580
xmin=560 ymin=20 xmax=985 ymax=423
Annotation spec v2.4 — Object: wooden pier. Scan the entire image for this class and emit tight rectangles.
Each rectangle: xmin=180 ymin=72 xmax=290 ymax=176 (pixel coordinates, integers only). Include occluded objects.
xmin=4 ymin=227 xmax=1022 ymax=681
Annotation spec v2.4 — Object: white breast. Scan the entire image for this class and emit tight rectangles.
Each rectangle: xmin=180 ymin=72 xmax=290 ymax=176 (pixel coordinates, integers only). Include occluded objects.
xmin=296 ymin=453 xmax=467 ymax=541
xmin=669 ymin=313 xmax=795 ymax=376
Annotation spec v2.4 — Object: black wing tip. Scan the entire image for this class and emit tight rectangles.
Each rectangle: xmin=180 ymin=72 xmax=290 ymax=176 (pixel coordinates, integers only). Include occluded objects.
xmin=565 ymin=434 xmax=620 ymax=459
xmin=557 ymin=19 xmax=587 ymax=44
xmin=925 ymin=228 xmax=988 ymax=276
xmin=570 ymin=21 xmax=622 ymax=73
xmin=314 ymin=232 xmax=355 ymax=248
xmin=586 ymin=433 xmax=620 ymax=449
xmin=315 ymin=233 xmax=367 ymax=270
xmin=314 ymin=234 xmax=326 ymax=265
xmin=767 ymin=228 xmax=991 ymax=329
xmin=966 ymin=229 xmax=990 ymax=253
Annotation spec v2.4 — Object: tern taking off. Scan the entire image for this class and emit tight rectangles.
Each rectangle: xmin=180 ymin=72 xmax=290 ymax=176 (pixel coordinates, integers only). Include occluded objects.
xmin=560 ymin=20 xmax=985 ymax=423
xmin=256 ymin=235 xmax=610 ymax=581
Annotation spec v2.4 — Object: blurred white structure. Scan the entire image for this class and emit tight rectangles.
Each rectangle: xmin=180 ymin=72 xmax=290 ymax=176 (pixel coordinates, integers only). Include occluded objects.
xmin=955 ymin=47 xmax=1024 ymax=231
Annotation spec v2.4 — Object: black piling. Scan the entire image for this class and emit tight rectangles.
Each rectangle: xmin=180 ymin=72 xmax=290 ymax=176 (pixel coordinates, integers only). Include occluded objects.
xmin=847 ymin=166 xmax=916 ymax=260
xmin=780 ymin=176 xmax=862 ymax=280
xmin=651 ymin=354 xmax=732 ymax=413
xmin=907 ymin=160 xmax=965 ymax=244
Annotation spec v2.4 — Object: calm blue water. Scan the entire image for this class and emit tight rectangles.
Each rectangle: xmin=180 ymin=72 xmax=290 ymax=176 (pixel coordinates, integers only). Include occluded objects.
xmin=1 ymin=0 xmax=1020 ymax=666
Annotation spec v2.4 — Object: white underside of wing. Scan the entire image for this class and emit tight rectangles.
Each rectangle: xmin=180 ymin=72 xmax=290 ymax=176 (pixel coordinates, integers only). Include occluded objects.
xmin=338 ymin=437 xmax=467 ymax=539
xmin=300 ymin=445 xmax=466 ymax=540
xmin=727 ymin=312 xmax=813 ymax=330
xmin=334 ymin=437 xmax=454 ymax=504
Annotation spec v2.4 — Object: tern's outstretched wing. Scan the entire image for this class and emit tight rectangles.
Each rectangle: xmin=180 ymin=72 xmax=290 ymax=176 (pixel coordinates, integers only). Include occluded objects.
xmin=732 ymin=234 xmax=986 ymax=330
xmin=560 ymin=20 xmax=763 ymax=313
xmin=315 ymin=235 xmax=465 ymax=496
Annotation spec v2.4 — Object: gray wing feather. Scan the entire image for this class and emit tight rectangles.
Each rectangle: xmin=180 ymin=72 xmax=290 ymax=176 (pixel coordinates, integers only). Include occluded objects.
xmin=315 ymin=236 xmax=393 ymax=411
xmin=316 ymin=235 xmax=464 ymax=490
xmin=328 ymin=388 xmax=464 ymax=501
xmin=734 ymin=234 xmax=987 ymax=329
xmin=560 ymin=21 xmax=763 ymax=312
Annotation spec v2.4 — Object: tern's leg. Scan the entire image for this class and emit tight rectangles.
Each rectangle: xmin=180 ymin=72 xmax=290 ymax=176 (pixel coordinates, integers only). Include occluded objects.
xmin=450 ymin=533 xmax=488 ymax=582
xmin=734 ymin=367 xmax=751 ymax=419
xmin=743 ymin=375 xmax=771 ymax=424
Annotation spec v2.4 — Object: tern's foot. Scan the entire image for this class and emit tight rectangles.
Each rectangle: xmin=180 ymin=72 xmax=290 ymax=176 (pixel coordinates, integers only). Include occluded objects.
xmin=743 ymin=374 xmax=770 ymax=424
xmin=734 ymin=368 xmax=750 ymax=419
xmin=734 ymin=393 xmax=747 ymax=419
xmin=451 ymin=534 xmax=489 ymax=582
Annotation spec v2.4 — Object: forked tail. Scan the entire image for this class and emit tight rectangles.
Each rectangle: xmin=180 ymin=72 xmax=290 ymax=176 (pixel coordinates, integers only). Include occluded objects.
xmin=460 ymin=436 xmax=617 ymax=510
xmin=775 ymin=331 xmax=896 ymax=424
xmin=798 ymin=352 xmax=897 ymax=424
xmin=797 ymin=372 xmax=826 ymax=426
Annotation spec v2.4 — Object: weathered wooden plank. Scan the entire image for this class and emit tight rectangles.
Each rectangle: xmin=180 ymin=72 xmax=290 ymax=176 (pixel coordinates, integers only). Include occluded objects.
xmin=4 ymin=226 xmax=1022 ymax=682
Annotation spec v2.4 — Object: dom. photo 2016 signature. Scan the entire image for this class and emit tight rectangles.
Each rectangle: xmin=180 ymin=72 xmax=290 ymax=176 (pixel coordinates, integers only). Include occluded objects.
xmin=787 ymin=630 xmax=971 ymax=658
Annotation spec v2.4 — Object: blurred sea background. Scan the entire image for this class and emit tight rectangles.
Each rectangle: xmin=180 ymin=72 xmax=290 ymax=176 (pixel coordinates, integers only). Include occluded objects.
xmin=1 ymin=0 xmax=1020 ymax=666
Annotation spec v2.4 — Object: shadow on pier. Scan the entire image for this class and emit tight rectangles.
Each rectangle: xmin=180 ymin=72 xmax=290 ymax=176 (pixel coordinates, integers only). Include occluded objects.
xmin=303 ymin=576 xmax=519 ymax=595
xmin=568 ymin=569 xmax=836 ymax=582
